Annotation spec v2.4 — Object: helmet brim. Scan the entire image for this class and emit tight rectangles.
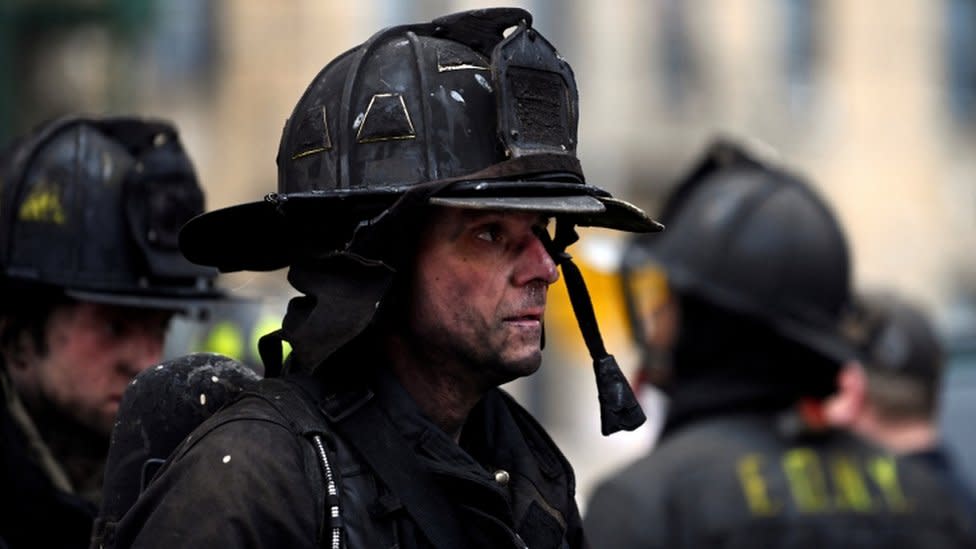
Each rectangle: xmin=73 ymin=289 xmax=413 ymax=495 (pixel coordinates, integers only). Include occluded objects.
xmin=428 ymin=194 xmax=665 ymax=234
xmin=180 ymin=187 xmax=663 ymax=273
xmin=429 ymin=194 xmax=605 ymax=213
xmin=64 ymin=288 xmax=227 ymax=318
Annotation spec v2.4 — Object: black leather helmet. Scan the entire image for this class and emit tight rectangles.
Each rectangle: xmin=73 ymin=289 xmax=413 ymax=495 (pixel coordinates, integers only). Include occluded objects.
xmin=0 ymin=116 xmax=221 ymax=311
xmin=644 ymin=140 xmax=853 ymax=363
xmin=180 ymin=7 xmax=660 ymax=271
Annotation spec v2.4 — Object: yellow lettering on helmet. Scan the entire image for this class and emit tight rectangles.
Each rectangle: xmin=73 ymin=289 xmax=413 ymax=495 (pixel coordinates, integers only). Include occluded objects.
xmin=199 ymin=321 xmax=246 ymax=361
xmin=736 ymin=454 xmax=781 ymax=516
xmin=19 ymin=187 xmax=65 ymax=224
xmin=830 ymin=454 xmax=874 ymax=511
xmin=783 ymin=448 xmax=830 ymax=512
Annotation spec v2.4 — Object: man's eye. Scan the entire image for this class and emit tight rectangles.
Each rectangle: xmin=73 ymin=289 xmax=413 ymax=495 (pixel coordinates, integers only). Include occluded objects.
xmin=103 ymin=320 xmax=127 ymax=338
xmin=475 ymin=224 xmax=502 ymax=243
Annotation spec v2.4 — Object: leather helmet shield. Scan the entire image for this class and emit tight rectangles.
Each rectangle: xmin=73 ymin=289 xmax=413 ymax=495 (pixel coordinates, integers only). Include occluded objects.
xmin=0 ymin=117 xmax=221 ymax=310
xmin=180 ymin=8 xmax=660 ymax=273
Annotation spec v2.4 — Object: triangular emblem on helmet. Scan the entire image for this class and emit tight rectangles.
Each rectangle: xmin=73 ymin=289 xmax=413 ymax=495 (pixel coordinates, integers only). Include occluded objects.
xmin=290 ymin=106 xmax=332 ymax=160
xmin=356 ymin=93 xmax=416 ymax=144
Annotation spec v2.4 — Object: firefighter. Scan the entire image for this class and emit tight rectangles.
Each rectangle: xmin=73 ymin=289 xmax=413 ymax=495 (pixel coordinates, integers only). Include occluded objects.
xmin=110 ymin=8 xmax=661 ymax=549
xmin=585 ymin=140 xmax=976 ymax=548
xmin=829 ymin=291 xmax=976 ymax=523
xmin=0 ymin=116 xmax=221 ymax=549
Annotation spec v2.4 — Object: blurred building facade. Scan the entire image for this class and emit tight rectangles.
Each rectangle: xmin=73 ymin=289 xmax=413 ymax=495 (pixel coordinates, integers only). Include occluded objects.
xmin=3 ymin=0 xmax=976 ymax=504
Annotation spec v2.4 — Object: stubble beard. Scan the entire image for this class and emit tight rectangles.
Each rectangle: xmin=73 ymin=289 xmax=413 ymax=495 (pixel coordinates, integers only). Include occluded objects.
xmin=410 ymin=312 xmax=543 ymax=393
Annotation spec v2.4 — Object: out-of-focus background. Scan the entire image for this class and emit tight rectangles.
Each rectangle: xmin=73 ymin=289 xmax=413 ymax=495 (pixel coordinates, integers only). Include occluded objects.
xmin=3 ymin=0 xmax=975 ymax=509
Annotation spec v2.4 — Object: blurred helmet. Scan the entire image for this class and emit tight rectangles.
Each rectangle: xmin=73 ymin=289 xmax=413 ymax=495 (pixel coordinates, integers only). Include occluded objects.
xmin=643 ymin=140 xmax=853 ymax=363
xmin=180 ymin=7 xmax=660 ymax=271
xmin=0 ymin=116 xmax=221 ymax=311
xmin=845 ymin=292 xmax=944 ymax=382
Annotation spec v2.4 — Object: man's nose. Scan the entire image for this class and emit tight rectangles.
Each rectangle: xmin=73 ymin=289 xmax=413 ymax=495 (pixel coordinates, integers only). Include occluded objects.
xmin=513 ymin=233 xmax=560 ymax=286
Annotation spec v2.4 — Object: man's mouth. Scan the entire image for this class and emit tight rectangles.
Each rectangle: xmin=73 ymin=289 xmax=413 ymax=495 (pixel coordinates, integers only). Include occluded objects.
xmin=504 ymin=310 xmax=544 ymax=324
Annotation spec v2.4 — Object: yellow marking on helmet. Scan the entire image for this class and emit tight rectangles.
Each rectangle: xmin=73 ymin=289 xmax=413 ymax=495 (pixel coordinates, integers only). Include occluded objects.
xmin=200 ymin=321 xmax=246 ymax=361
xmin=19 ymin=187 xmax=65 ymax=224
xmin=252 ymin=314 xmax=291 ymax=360
xmin=736 ymin=454 xmax=780 ymax=516
xmin=867 ymin=456 xmax=910 ymax=512
xmin=830 ymin=454 xmax=873 ymax=511
xmin=291 ymin=147 xmax=327 ymax=160
xmin=783 ymin=448 xmax=830 ymax=512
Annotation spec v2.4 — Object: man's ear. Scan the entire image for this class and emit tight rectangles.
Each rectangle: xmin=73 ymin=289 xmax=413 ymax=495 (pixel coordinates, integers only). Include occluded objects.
xmin=2 ymin=328 xmax=39 ymax=373
xmin=823 ymin=362 xmax=867 ymax=427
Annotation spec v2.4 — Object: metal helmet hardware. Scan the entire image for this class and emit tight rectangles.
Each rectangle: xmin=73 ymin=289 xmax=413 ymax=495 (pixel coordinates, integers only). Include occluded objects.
xmin=180 ymin=8 xmax=662 ymax=435
xmin=641 ymin=139 xmax=853 ymax=364
xmin=0 ymin=116 xmax=221 ymax=312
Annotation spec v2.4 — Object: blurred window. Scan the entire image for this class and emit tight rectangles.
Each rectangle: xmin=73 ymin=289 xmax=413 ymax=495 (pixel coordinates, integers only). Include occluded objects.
xmin=0 ymin=1 xmax=218 ymax=140
xmin=656 ymin=0 xmax=700 ymax=109
xmin=149 ymin=0 xmax=217 ymax=87
xmin=946 ymin=0 xmax=976 ymax=127
xmin=780 ymin=0 xmax=820 ymax=115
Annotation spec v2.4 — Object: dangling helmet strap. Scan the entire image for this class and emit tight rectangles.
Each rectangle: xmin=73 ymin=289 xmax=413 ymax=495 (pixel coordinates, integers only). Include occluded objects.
xmin=544 ymin=219 xmax=647 ymax=435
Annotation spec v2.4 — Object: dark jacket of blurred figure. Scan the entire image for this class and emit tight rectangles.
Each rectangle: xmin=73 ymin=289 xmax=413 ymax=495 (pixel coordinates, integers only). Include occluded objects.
xmin=585 ymin=141 xmax=976 ymax=548
xmin=0 ymin=117 xmax=220 ymax=549
xmin=827 ymin=292 xmax=976 ymax=525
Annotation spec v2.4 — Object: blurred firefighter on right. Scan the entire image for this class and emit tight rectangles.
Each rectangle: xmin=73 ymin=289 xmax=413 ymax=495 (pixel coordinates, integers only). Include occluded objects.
xmin=584 ymin=141 xmax=976 ymax=548
xmin=826 ymin=291 xmax=976 ymax=523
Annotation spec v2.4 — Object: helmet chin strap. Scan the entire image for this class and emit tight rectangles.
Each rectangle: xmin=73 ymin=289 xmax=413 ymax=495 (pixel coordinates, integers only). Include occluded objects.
xmin=546 ymin=220 xmax=647 ymax=435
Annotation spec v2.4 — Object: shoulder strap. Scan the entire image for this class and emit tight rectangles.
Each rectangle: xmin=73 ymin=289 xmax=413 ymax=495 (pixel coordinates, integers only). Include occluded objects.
xmin=285 ymin=375 xmax=470 ymax=549
xmin=250 ymin=378 xmax=343 ymax=549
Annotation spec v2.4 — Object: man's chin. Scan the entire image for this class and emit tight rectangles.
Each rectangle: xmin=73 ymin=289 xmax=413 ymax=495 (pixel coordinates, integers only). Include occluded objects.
xmin=497 ymin=350 xmax=543 ymax=380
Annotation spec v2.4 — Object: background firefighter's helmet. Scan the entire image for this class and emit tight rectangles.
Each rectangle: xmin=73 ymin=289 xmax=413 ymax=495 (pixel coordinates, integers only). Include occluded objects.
xmin=844 ymin=291 xmax=944 ymax=382
xmin=637 ymin=139 xmax=853 ymax=364
xmin=179 ymin=8 xmax=661 ymax=436
xmin=620 ymin=142 xmax=769 ymax=355
xmin=180 ymin=7 xmax=660 ymax=272
xmin=0 ymin=116 xmax=221 ymax=311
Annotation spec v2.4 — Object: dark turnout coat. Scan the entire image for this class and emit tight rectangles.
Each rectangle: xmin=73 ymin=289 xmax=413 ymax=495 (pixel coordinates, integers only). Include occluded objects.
xmin=585 ymin=413 xmax=976 ymax=548
xmin=0 ymin=375 xmax=97 ymax=549
xmin=109 ymin=367 xmax=585 ymax=549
